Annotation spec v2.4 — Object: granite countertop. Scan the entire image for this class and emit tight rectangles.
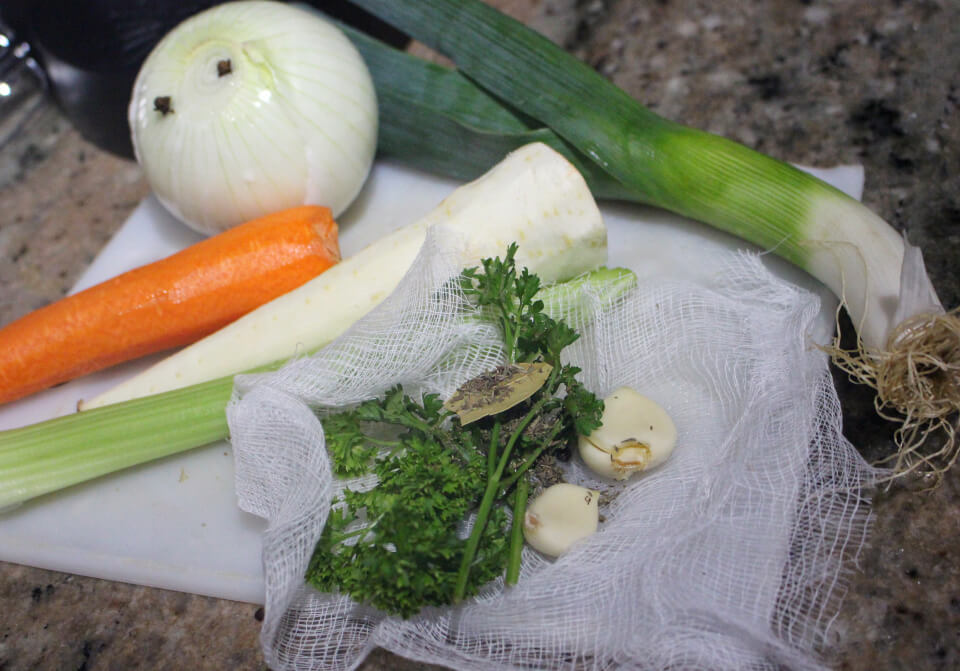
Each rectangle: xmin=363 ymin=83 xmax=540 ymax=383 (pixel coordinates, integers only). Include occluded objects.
xmin=1 ymin=0 xmax=958 ymax=669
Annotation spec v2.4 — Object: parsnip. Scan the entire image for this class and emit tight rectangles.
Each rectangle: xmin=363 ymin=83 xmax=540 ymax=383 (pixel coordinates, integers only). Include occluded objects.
xmin=82 ymin=143 xmax=607 ymax=409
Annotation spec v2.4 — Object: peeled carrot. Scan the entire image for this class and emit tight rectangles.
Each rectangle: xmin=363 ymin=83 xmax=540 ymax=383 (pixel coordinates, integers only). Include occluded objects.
xmin=0 ymin=205 xmax=340 ymax=404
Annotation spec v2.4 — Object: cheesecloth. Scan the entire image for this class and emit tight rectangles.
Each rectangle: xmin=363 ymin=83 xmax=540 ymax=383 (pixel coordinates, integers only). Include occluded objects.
xmin=227 ymin=227 xmax=877 ymax=671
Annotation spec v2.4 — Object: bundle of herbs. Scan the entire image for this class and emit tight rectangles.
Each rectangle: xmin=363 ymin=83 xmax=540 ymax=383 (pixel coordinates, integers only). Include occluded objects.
xmin=305 ymin=244 xmax=604 ymax=617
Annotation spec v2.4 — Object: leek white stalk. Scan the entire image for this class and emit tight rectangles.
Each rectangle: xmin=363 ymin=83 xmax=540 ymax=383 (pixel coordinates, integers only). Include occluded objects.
xmin=129 ymin=1 xmax=378 ymax=235
xmin=83 ymin=143 xmax=607 ymax=409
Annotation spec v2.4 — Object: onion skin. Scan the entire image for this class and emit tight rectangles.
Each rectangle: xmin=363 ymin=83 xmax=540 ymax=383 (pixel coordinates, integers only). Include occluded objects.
xmin=129 ymin=1 xmax=378 ymax=235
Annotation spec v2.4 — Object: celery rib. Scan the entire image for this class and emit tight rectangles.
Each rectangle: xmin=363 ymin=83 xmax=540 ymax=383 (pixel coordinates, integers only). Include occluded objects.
xmin=0 ymin=377 xmax=233 ymax=508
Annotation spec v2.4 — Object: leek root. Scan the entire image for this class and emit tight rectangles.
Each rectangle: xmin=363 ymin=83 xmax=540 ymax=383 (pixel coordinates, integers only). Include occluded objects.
xmin=829 ymin=309 xmax=960 ymax=477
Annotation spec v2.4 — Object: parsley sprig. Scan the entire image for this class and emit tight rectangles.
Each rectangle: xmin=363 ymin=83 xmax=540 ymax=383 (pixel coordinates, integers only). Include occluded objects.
xmin=305 ymin=244 xmax=603 ymax=617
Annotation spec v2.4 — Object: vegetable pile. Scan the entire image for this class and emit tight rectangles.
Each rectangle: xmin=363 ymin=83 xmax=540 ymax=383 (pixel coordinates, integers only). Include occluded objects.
xmin=2 ymin=4 xmax=953 ymax=664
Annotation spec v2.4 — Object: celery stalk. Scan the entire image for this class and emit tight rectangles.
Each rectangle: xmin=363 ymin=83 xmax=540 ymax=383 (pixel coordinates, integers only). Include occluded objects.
xmin=0 ymin=377 xmax=231 ymax=508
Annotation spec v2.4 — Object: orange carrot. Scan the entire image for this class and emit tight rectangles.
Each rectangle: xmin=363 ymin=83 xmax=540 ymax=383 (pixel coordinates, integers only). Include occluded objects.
xmin=0 ymin=205 xmax=340 ymax=404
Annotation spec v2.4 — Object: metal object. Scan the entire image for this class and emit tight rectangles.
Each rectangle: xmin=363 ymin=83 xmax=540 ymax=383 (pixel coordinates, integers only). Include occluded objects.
xmin=0 ymin=18 xmax=48 ymax=148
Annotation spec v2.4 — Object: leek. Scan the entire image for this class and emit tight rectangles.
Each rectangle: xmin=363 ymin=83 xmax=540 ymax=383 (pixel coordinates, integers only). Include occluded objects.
xmin=344 ymin=0 xmax=959 ymax=476
xmin=0 ymin=267 xmax=635 ymax=508
xmin=339 ymin=23 xmax=636 ymax=201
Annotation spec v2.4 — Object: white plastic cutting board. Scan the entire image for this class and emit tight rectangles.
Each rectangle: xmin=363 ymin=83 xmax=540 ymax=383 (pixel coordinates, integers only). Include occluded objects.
xmin=0 ymin=158 xmax=862 ymax=605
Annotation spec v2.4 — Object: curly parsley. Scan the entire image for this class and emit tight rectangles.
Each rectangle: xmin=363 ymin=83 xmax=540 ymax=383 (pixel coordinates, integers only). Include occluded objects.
xmin=305 ymin=244 xmax=603 ymax=617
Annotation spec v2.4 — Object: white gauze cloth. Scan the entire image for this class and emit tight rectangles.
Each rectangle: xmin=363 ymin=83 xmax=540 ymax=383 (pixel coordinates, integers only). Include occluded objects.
xmin=226 ymin=227 xmax=877 ymax=671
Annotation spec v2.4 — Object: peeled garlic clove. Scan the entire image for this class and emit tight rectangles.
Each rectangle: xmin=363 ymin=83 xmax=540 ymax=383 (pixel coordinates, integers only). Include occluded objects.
xmin=523 ymin=483 xmax=599 ymax=557
xmin=578 ymin=386 xmax=677 ymax=480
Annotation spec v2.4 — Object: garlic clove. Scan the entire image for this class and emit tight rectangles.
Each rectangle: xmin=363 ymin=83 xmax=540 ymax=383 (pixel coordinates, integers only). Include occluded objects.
xmin=522 ymin=483 xmax=599 ymax=557
xmin=578 ymin=386 xmax=677 ymax=480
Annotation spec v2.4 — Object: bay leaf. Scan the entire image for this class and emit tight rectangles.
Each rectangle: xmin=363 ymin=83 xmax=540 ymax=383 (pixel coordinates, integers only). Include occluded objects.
xmin=445 ymin=362 xmax=553 ymax=425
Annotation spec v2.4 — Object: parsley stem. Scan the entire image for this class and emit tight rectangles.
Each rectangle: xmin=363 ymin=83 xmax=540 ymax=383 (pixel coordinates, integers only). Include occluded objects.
xmin=454 ymin=370 xmax=557 ymax=602
xmin=500 ymin=313 xmax=516 ymax=362
xmin=505 ymin=476 xmax=529 ymax=585
xmin=487 ymin=420 xmax=500 ymax=480
xmin=498 ymin=418 xmax=565 ymax=493
xmin=365 ymin=436 xmax=400 ymax=448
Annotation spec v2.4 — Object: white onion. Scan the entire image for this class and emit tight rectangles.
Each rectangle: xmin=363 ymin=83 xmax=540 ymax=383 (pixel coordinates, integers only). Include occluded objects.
xmin=129 ymin=1 xmax=378 ymax=235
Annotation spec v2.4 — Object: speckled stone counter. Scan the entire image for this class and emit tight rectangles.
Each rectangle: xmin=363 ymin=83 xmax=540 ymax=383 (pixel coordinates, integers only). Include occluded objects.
xmin=1 ymin=1 xmax=958 ymax=669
